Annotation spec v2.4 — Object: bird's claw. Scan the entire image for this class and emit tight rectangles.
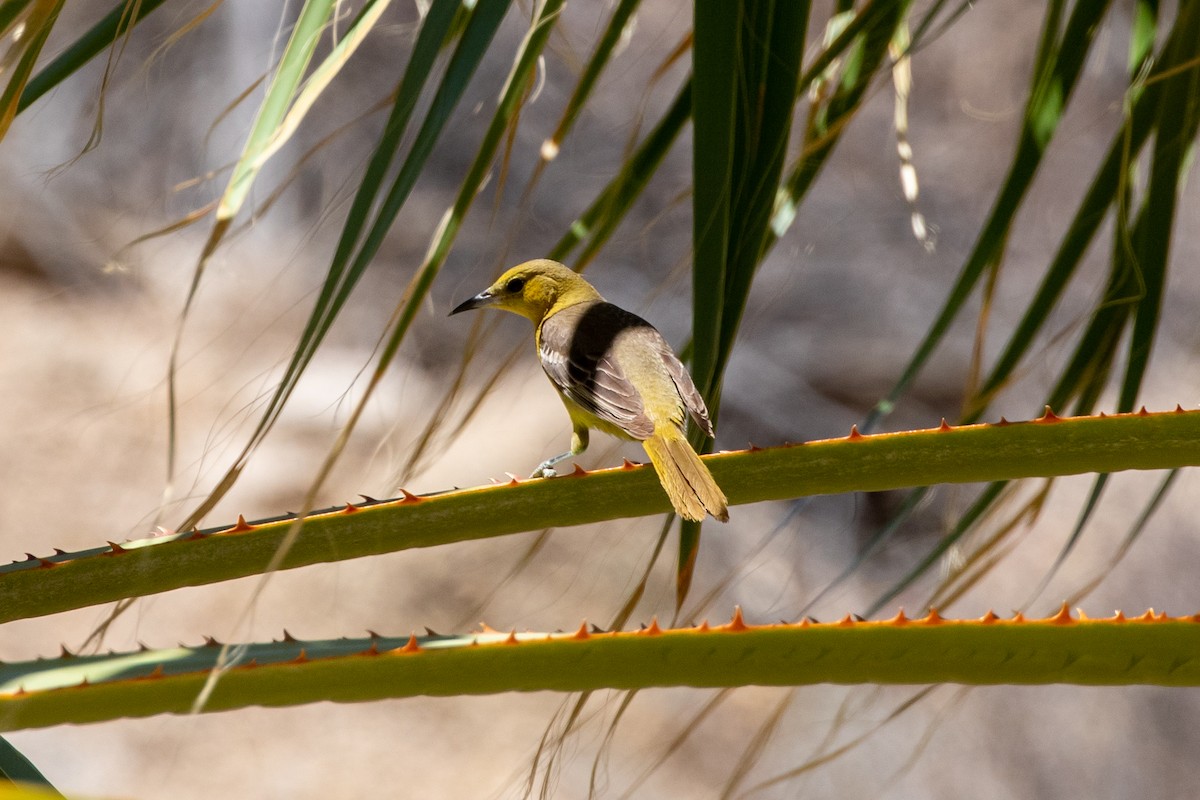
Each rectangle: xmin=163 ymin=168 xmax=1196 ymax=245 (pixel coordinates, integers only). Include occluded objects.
xmin=530 ymin=463 xmax=559 ymax=479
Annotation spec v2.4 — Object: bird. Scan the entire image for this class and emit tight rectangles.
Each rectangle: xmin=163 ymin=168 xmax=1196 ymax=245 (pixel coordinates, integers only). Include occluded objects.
xmin=450 ymin=259 xmax=729 ymax=522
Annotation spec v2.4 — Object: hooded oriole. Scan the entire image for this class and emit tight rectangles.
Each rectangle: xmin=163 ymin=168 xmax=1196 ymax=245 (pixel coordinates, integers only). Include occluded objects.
xmin=451 ymin=259 xmax=729 ymax=522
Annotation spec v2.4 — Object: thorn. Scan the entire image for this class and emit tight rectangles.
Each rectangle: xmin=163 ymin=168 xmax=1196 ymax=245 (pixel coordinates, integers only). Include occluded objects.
xmin=921 ymin=608 xmax=943 ymax=625
xmin=1137 ymin=406 xmax=1149 ymax=416
xmin=147 ymin=665 xmax=165 ymax=679
xmin=186 ymin=529 xmax=206 ymax=541
xmin=1012 ymin=611 xmax=1026 ymax=623
xmin=53 ymin=548 xmax=67 ymax=556
xmin=1136 ymin=609 xmax=1156 ymax=622
xmin=572 ymin=621 xmax=590 ymax=640
xmin=1112 ymin=611 xmax=1126 ymax=622
xmin=366 ymin=630 xmax=381 ymax=639
xmin=504 ymin=630 xmax=520 ymax=644
xmin=980 ymin=610 xmax=999 ymax=624
xmin=1037 ymin=406 xmax=1060 ymax=423
xmin=727 ymin=607 xmax=749 ymax=632
xmin=590 ymin=623 xmax=605 ymax=634
xmin=938 ymin=418 xmax=952 ymax=432
xmin=747 ymin=442 xmax=762 ymax=452
xmin=424 ymin=627 xmax=440 ymax=637
xmin=997 ymin=416 xmax=1010 ymax=426
xmin=361 ymin=641 xmax=380 ymax=656
xmin=852 ymin=613 xmax=866 ymax=622
xmin=281 ymin=629 xmax=298 ymax=643
xmin=400 ymin=634 xmax=421 ymax=653
xmin=59 ymin=645 xmax=75 ymax=659
xmin=202 ymin=635 xmax=222 ymax=647
xmin=836 ymin=614 xmax=855 ymax=627
xmin=504 ymin=472 xmax=521 ymax=485
xmin=1076 ymin=609 xmax=1090 ymax=621
xmin=569 ymin=464 xmax=588 ymax=477
xmin=479 ymin=622 xmax=499 ymax=634
xmin=227 ymin=515 xmax=254 ymax=533
xmin=342 ymin=503 xmax=360 ymax=514
xmin=643 ymin=617 xmax=662 ymax=635
xmin=399 ymin=489 xmax=422 ymax=503
xmin=888 ymin=609 xmax=909 ymax=626
xmin=847 ymin=425 xmax=864 ymax=441
xmin=137 ymin=641 xmax=150 ymax=652
xmin=359 ymin=494 xmax=379 ymax=504
xmin=105 ymin=541 xmax=127 ymax=555
xmin=1176 ymin=404 xmax=1186 ymax=414
xmin=1098 ymin=411 xmax=1107 ymax=417
xmin=1049 ymin=603 xmax=1073 ymax=625
xmin=292 ymin=649 xmax=309 ymax=664
xmin=621 ymin=458 xmax=638 ymax=470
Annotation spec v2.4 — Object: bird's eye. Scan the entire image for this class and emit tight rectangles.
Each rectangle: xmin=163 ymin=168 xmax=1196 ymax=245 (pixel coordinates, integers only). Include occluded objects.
xmin=505 ymin=277 xmax=525 ymax=293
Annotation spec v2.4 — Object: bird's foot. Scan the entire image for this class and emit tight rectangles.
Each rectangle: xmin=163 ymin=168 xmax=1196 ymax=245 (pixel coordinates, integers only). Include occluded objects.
xmin=530 ymin=463 xmax=559 ymax=479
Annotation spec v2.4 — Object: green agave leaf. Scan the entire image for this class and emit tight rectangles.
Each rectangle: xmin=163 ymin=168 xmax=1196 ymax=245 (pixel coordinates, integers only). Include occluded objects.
xmin=0 ymin=736 xmax=59 ymax=796
xmin=3 ymin=410 xmax=1199 ymax=624
xmin=3 ymin=610 xmax=1200 ymax=731
xmin=0 ymin=785 xmax=67 ymax=800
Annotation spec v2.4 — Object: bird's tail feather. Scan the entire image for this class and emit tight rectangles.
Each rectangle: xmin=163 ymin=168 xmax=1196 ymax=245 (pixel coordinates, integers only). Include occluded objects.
xmin=642 ymin=428 xmax=729 ymax=523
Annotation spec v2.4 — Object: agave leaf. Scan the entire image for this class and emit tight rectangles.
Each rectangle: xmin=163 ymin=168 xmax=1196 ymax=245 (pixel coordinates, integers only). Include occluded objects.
xmin=2 ymin=411 xmax=1198 ymax=624
xmin=3 ymin=610 xmax=1200 ymax=732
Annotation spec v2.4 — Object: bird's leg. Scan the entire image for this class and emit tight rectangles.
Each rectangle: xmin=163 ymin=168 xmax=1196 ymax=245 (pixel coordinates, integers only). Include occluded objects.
xmin=531 ymin=426 xmax=589 ymax=478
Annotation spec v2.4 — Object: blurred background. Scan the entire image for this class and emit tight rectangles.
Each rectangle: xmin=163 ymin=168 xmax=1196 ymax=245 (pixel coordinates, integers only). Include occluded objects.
xmin=2 ymin=0 xmax=1200 ymax=797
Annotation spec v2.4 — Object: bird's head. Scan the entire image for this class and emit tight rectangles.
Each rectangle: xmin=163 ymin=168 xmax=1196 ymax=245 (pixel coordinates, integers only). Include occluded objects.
xmin=449 ymin=259 xmax=601 ymax=322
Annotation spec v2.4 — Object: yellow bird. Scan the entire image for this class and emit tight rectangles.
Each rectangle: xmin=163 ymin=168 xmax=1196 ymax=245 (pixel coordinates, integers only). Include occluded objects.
xmin=450 ymin=259 xmax=729 ymax=522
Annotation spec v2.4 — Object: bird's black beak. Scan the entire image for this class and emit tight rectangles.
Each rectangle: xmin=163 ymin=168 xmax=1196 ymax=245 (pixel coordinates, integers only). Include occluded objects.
xmin=449 ymin=290 xmax=493 ymax=316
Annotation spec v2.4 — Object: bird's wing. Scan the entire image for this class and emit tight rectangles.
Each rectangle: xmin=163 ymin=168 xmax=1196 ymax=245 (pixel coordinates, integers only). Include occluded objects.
xmin=538 ymin=302 xmax=655 ymax=439
xmin=659 ymin=344 xmax=715 ymax=439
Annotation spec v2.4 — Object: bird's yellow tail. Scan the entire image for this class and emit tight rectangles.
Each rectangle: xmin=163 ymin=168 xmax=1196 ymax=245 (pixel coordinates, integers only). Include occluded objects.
xmin=642 ymin=427 xmax=729 ymax=522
